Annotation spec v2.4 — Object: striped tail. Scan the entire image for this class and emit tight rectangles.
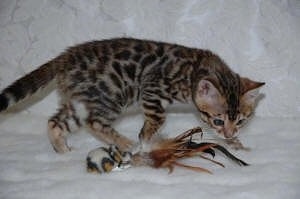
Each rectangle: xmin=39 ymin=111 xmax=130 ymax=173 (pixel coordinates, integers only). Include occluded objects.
xmin=0 ymin=59 xmax=57 ymax=112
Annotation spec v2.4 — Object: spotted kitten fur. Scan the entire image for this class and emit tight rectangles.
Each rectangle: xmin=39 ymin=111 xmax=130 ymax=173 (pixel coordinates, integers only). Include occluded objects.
xmin=0 ymin=38 xmax=264 ymax=153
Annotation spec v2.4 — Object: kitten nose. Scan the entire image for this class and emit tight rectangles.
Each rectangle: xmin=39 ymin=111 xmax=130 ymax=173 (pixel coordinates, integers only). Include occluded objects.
xmin=224 ymin=133 xmax=233 ymax=139
xmin=224 ymin=129 xmax=237 ymax=138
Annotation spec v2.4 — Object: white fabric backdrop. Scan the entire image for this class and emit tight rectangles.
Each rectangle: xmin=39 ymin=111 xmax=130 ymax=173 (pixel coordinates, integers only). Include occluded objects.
xmin=0 ymin=0 xmax=299 ymax=117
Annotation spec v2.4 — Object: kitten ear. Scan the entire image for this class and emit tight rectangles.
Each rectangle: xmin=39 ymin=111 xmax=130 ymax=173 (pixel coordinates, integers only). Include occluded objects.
xmin=240 ymin=77 xmax=265 ymax=104
xmin=197 ymin=79 xmax=221 ymax=105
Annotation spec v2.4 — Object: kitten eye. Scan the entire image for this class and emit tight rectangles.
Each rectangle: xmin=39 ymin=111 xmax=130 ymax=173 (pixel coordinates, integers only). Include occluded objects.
xmin=213 ymin=119 xmax=224 ymax=126
xmin=237 ymin=119 xmax=245 ymax=126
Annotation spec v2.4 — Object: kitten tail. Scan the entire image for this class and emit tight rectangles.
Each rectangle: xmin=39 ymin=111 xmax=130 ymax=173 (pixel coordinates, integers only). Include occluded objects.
xmin=0 ymin=58 xmax=58 ymax=112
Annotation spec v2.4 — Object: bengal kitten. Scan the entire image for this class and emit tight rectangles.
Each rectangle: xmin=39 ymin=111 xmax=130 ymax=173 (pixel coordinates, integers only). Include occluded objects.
xmin=0 ymin=38 xmax=264 ymax=153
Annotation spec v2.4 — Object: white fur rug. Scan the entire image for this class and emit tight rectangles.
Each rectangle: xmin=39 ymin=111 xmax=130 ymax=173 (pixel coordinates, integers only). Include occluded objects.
xmin=0 ymin=1 xmax=299 ymax=198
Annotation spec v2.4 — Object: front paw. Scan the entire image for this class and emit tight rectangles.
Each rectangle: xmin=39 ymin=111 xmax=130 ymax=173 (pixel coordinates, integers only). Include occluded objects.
xmin=129 ymin=142 xmax=143 ymax=154
xmin=226 ymin=138 xmax=250 ymax=151
xmin=130 ymin=139 xmax=154 ymax=155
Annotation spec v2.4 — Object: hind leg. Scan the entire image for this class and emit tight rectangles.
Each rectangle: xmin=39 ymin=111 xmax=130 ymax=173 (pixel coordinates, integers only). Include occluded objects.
xmin=48 ymin=103 xmax=81 ymax=153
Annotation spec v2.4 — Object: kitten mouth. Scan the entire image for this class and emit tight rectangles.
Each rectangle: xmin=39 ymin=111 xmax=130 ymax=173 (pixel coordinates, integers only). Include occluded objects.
xmin=216 ymin=130 xmax=239 ymax=140
xmin=224 ymin=136 xmax=236 ymax=140
xmin=224 ymin=133 xmax=239 ymax=140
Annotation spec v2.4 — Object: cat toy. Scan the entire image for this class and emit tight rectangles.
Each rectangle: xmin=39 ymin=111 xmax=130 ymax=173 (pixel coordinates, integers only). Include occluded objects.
xmin=86 ymin=127 xmax=248 ymax=174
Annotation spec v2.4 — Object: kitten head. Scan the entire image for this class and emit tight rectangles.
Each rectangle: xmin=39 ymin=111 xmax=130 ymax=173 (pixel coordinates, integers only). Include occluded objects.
xmin=193 ymin=77 xmax=265 ymax=139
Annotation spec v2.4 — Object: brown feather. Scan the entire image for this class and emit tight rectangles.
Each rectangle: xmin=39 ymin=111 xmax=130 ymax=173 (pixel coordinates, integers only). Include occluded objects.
xmin=129 ymin=127 xmax=248 ymax=174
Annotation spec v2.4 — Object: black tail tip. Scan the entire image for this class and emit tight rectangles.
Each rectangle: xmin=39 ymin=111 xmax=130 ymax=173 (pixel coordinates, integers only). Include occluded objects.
xmin=0 ymin=94 xmax=9 ymax=112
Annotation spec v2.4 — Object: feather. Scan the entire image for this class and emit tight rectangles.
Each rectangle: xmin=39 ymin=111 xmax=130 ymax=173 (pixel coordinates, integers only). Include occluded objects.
xmin=130 ymin=127 xmax=248 ymax=173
